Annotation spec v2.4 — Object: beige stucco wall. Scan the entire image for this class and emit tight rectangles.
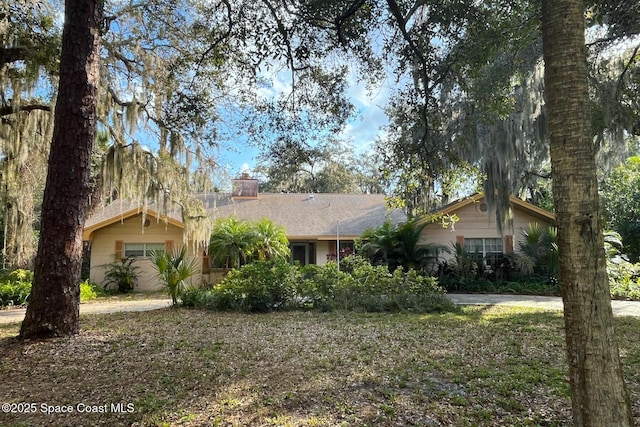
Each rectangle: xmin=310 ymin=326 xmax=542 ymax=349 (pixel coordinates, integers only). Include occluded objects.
xmin=315 ymin=240 xmax=331 ymax=266
xmin=88 ymin=213 xmax=203 ymax=291
xmin=420 ymin=202 xmax=554 ymax=262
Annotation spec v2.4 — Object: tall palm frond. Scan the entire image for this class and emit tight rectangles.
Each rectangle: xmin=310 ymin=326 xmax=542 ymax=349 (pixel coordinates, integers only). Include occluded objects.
xmin=150 ymin=246 xmax=199 ymax=305
xmin=208 ymin=217 xmax=253 ymax=269
xmin=252 ymin=218 xmax=290 ymax=261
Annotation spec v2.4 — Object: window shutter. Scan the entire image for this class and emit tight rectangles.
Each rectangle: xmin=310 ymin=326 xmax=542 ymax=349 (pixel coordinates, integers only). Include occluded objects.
xmin=456 ymin=235 xmax=464 ymax=248
xmin=328 ymin=240 xmax=337 ymax=261
xmin=504 ymin=235 xmax=514 ymax=253
xmin=115 ymin=240 xmax=124 ymax=260
xmin=164 ymin=240 xmax=174 ymax=254
xmin=201 ymin=251 xmax=211 ymax=274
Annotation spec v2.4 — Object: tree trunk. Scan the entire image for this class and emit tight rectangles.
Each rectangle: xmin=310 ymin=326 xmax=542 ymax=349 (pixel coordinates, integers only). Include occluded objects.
xmin=20 ymin=0 xmax=102 ymax=338
xmin=541 ymin=1 xmax=633 ymax=425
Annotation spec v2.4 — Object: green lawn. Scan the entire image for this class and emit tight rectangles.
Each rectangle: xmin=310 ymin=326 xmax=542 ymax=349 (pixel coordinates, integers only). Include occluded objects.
xmin=1 ymin=306 xmax=639 ymax=426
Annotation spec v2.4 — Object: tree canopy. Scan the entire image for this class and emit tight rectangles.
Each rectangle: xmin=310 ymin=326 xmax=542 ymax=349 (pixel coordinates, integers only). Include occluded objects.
xmin=255 ymin=137 xmax=385 ymax=194
xmin=3 ymin=0 xmax=638 ymax=266
xmin=1 ymin=0 xmax=364 ymax=267
xmin=7 ymin=0 xmax=639 ymax=421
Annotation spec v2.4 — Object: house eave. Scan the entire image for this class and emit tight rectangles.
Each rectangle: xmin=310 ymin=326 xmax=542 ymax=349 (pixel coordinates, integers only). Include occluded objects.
xmin=418 ymin=193 xmax=555 ymax=225
xmin=83 ymin=208 xmax=184 ymax=241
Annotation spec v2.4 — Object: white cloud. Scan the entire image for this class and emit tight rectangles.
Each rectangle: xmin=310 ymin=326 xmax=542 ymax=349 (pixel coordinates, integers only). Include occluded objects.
xmin=341 ymin=70 xmax=391 ymax=154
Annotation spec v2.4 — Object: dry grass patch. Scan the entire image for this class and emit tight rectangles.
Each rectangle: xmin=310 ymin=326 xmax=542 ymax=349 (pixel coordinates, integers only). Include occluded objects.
xmin=0 ymin=306 xmax=639 ymax=426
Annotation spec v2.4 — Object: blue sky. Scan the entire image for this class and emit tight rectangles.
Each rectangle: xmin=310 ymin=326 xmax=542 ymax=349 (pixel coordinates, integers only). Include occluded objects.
xmin=215 ymin=69 xmax=392 ymax=177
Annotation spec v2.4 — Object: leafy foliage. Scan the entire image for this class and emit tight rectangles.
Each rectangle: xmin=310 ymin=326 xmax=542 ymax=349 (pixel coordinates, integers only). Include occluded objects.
xmin=256 ymin=138 xmax=384 ymax=194
xmin=336 ymin=255 xmax=452 ymax=313
xmin=150 ymin=246 xmax=200 ymax=306
xmin=79 ymin=279 xmax=102 ymax=302
xmin=601 ymin=156 xmax=640 ymax=262
xmin=188 ymin=256 xmax=453 ymax=314
xmin=204 ymin=259 xmax=299 ymax=312
xmin=208 ymin=217 xmax=254 ymax=269
xmin=606 ymin=231 xmax=640 ymax=300
xmin=209 ymin=217 xmax=290 ymax=269
xmin=357 ymin=220 xmax=441 ymax=273
xmin=103 ymin=257 xmax=139 ymax=293
xmin=517 ymin=223 xmax=559 ymax=276
xmin=438 ymin=243 xmax=479 ymax=290
xmin=0 ymin=271 xmax=101 ymax=306
xmin=252 ymin=218 xmax=291 ymax=261
xmin=0 ymin=269 xmax=33 ymax=306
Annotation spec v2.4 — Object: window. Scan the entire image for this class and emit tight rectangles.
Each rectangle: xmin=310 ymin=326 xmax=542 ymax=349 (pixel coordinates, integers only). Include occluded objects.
xmin=326 ymin=241 xmax=355 ymax=262
xmin=464 ymin=238 xmax=504 ymax=265
xmin=290 ymin=242 xmax=316 ymax=266
xmin=124 ymin=243 xmax=165 ymax=258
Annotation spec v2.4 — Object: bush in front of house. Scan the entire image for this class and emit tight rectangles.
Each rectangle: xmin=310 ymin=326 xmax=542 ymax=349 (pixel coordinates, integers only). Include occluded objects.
xmin=187 ymin=256 xmax=456 ymax=314
xmin=607 ymin=240 xmax=640 ymax=300
xmin=205 ymin=259 xmax=300 ymax=312
xmin=297 ymin=262 xmax=354 ymax=311
xmin=150 ymin=246 xmax=200 ymax=306
xmin=337 ymin=255 xmax=453 ymax=313
xmin=0 ymin=269 xmax=33 ymax=306
xmin=0 ymin=270 xmax=102 ymax=306
xmin=103 ymin=256 xmax=139 ymax=293
xmin=80 ymin=279 xmax=104 ymax=302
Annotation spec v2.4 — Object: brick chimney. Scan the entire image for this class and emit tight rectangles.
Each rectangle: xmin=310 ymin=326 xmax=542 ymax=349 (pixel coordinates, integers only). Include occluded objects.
xmin=231 ymin=173 xmax=259 ymax=199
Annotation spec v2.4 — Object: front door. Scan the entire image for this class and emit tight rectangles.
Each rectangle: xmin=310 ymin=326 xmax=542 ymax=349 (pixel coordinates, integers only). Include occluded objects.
xmin=290 ymin=242 xmax=315 ymax=266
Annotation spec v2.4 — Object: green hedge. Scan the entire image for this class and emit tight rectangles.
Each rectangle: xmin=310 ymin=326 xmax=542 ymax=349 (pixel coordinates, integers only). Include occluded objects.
xmin=183 ymin=256 xmax=456 ymax=314
xmin=0 ymin=269 xmax=102 ymax=307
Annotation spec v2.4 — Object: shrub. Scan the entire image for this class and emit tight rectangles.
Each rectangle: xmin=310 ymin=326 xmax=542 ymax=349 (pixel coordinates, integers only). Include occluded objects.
xmin=1 ymin=271 xmax=104 ymax=306
xmin=180 ymin=286 xmax=206 ymax=307
xmin=610 ymin=275 xmax=640 ymax=300
xmin=605 ymin=231 xmax=640 ymax=300
xmin=298 ymin=263 xmax=353 ymax=311
xmin=80 ymin=279 xmax=102 ymax=302
xmin=150 ymin=246 xmax=200 ymax=306
xmin=4 ymin=269 xmax=34 ymax=283
xmin=608 ymin=258 xmax=640 ymax=300
xmin=209 ymin=259 xmax=299 ymax=312
xmin=185 ymin=257 xmax=455 ymax=314
xmin=0 ymin=277 xmax=31 ymax=306
xmin=103 ymin=257 xmax=139 ymax=293
xmin=339 ymin=255 xmax=453 ymax=312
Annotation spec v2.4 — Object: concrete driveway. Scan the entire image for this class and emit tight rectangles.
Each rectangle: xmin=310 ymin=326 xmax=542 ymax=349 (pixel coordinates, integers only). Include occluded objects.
xmin=0 ymin=298 xmax=172 ymax=325
xmin=447 ymin=294 xmax=640 ymax=317
xmin=2 ymin=294 xmax=640 ymax=325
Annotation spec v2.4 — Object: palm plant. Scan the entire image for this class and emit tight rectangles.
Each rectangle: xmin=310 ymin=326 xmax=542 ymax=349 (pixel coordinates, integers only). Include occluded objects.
xmin=103 ymin=256 xmax=139 ymax=293
xmin=518 ymin=223 xmax=559 ymax=276
xmin=150 ymin=246 xmax=199 ymax=305
xmin=252 ymin=218 xmax=291 ymax=261
xmin=447 ymin=242 xmax=478 ymax=283
xmin=208 ymin=217 xmax=254 ymax=269
xmin=358 ymin=220 xmax=440 ymax=272
xmin=358 ymin=221 xmax=396 ymax=267
xmin=392 ymin=220 xmax=437 ymax=271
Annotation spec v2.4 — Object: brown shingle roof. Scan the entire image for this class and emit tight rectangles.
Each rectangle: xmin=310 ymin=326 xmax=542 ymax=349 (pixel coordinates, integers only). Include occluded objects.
xmin=84 ymin=193 xmax=406 ymax=240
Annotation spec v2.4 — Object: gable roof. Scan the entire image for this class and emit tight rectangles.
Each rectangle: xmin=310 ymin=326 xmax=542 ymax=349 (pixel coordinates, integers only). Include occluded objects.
xmin=83 ymin=193 xmax=406 ymax=241
xmin=418 ymin=193 xmax=555 ymax=224
xmin=82 ymin=201 xmax=183 ymax=240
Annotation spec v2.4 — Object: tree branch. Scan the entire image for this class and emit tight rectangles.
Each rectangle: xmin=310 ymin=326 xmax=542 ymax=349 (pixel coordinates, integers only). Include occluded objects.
xmin=0 ymin=47 xmax=28 ymax=66
xmin=615 ymin=42 xmax=640 ymax=104
xmin=0 ymin=103 xmax=52 ymax=117
xmin=195 ymin=0 xmax=233 ymax=71
xmin=334 ymin=0 xmax=367 ymax=46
